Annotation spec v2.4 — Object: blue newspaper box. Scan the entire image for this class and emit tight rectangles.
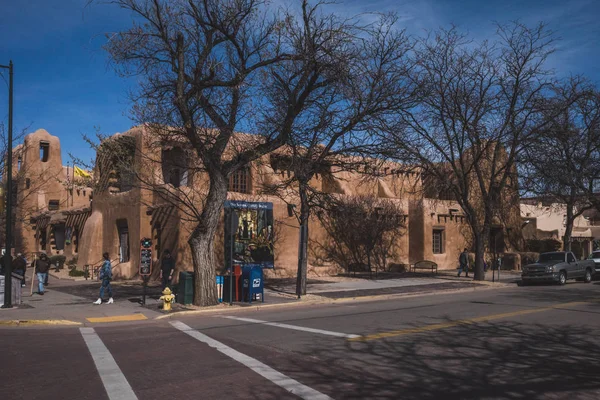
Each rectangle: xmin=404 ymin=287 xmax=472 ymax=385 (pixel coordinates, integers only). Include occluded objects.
xmin=241 ymin=265 xmax=264 ymax=304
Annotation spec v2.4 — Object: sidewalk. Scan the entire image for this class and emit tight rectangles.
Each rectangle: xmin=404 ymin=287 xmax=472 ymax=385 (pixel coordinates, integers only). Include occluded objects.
xmin=265 ymin=269 xmax=516 ymax=300
xmin=0 ymin=270 xmax=164 ymax=326
xmin=1 ymin=268 xmax=515 ymax=326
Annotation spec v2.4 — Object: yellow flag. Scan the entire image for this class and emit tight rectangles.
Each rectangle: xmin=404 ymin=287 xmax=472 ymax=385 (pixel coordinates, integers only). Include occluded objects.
xmin=74 ymin=166 xmax=91 ymax=178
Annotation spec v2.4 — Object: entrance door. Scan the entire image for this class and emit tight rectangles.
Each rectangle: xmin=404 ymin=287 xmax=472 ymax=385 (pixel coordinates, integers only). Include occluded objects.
xmin=116 ymin=219 xmax=129 ymax=262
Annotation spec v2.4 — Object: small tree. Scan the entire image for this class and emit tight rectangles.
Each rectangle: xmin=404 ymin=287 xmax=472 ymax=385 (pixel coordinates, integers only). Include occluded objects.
xmin=316 ymin=195 xmax=406 ymax=277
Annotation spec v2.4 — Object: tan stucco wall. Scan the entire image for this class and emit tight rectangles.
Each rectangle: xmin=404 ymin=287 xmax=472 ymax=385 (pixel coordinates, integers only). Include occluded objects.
xmin=14 ymin=126 xmax=524 ymax=277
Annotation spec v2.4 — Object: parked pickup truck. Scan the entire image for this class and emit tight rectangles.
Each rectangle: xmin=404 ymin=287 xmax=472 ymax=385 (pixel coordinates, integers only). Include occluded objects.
xmin=588 ymin=250 xmax=600 ymax=274
xmin=521 ymin=251 xmax=596 ymax=285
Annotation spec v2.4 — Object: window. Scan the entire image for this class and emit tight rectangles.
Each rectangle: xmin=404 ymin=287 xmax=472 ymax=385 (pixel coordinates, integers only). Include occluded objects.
xmin=48 ymin=200 xmax=60 ymax=211
xmin=162 ymin=147 xmax=188 ymax=188
xmin=40 ymin=141 xmax=50 ymax=162
xmin=117 ymin=219 xmax=130 ymax=262
xmin=229 ymin=167 xmax=250 ymax=194
xmin=26 ymin=178 xmax=30 ymax=189
xmin=567 ymin=252 xmax=575 ymax=263
xmin=432 ymin=228 xmax=444 ymax=254
xmin=17 ymin=156 xmax=22 ymax=171
xmin=54 ymin=223 xmax=66 ymax=251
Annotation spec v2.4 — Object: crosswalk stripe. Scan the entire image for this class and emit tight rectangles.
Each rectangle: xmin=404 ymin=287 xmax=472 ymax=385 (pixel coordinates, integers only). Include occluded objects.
xmin=223 ymin=315 xmax=360 ymax=339
xmin=170 ymin=320 xmax=333 ymax=400
xmin=80 ymin=327 xmax=138 ymax=400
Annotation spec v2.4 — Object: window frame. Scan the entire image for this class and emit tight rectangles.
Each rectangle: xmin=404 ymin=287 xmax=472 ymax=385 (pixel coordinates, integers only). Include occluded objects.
xmin=432 ymin=228 xmax=445 ymax=254
xmin=228 ymin=166 xmax=251 ymax=194
xmin=48 ymin=200 xmax=60 ymax=211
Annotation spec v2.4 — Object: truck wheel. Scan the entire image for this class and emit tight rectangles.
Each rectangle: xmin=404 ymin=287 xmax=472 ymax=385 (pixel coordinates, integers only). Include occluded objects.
xmin=558 ymin=271 xmax=567 ymax=285
xmin=584 ymin=269 xmax=592 ymax=283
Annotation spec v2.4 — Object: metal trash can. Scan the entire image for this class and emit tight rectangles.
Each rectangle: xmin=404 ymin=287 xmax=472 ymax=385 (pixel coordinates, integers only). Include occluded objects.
xmin=0 ymin=274 xmax=22 ymax=305
xmin=177 ymin=271 xmax=194 ymax=305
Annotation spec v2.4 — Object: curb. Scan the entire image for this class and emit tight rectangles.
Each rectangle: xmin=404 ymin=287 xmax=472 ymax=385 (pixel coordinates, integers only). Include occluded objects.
xmin=0 ymin=319 xmax=82 ymax=327
xmin=155 ymin=282 xmax=510 ymax=320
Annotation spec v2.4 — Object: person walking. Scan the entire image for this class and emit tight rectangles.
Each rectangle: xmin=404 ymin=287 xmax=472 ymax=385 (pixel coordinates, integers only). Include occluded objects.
xmin=13 ymin=253 xmax=27 ymax=287
xmin=457 ymin=248 xmax=470 ymax=278
xmin=33 ymin=253 xmax=51 ymax=295
xmin=94 ymin=252 xmax=114 ymax=305
xmin=160 ymin=249 xmax=175 ymax=290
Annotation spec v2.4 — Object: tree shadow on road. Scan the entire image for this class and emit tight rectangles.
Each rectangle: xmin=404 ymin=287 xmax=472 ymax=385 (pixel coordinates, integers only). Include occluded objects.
xmin=277 ymin=319 xmax=600 ymax=399
xmin=499 ymin=283 xmax=600 ymax=306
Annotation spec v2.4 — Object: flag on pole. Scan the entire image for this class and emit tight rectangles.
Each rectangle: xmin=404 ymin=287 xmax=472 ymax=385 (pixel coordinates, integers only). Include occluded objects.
xmin=73 ymin=166 xmax=91 ymax=178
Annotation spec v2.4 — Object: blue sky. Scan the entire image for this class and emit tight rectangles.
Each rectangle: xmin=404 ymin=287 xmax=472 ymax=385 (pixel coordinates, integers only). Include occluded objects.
xmin=1 ymin=0 xmax=599 ymax=164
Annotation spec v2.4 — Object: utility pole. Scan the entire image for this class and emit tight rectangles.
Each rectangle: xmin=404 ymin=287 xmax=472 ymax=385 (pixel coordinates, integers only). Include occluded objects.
xmin=1 ymin=61 xmax=14 ymax=308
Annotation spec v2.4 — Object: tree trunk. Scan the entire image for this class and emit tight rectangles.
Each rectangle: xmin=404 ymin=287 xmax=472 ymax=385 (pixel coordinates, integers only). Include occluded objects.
xmin=473 ymin=231 xmax=486 ymax=281
xmin=189 ymin=173 xmax=228 ymax=306
xmin=564 ymin=204 xmax=574 ymax=252
xmin=296 ymin=181 xmax=310 ymax=297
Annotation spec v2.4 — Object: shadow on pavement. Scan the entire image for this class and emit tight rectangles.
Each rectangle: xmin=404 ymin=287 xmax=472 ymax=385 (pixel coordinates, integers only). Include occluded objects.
xmin=316 ymin=282 xmax=478 ymax=299
xmin=502 ymin=283 xmax=600 ymax=305
xmin=52 ymin=281 xmax=164 ymax=301
xmin=280 ymin=318 xmax=600 ymax=399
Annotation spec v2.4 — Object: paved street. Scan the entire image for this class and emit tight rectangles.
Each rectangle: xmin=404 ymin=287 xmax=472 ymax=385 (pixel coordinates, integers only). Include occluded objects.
xmin=2 ymin=280 xmax=600 ymax=399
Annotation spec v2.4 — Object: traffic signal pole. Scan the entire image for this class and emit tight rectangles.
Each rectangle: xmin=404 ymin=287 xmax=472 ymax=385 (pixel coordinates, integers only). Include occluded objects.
xmin=140 ymin=238 xmax=152 ymax=306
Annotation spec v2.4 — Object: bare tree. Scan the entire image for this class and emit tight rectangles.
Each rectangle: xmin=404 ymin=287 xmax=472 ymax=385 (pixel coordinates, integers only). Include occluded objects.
xmin=521 ymin=80 xmax=600 ymax=251
xmin=99 ymin=0 xmax=395 ymax=305
xmin=260 ymin=15 xmax=416 ymax=296
xmin=383 ymin=23 xmax=560 ymax=280
xmin=315 ymin=195 xmax=406 ymax=277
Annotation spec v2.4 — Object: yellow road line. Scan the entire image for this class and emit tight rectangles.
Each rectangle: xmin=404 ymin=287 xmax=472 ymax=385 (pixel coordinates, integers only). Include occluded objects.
xmin=86 ymin=314 xmax=148 ymax=323
xmin=0 ymin=319 xmax=81 ymax=326
xmin=349 ymin=301 xmax=588 ymax=342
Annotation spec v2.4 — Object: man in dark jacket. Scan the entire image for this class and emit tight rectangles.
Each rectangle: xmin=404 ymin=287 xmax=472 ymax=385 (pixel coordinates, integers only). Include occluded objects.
xmin=13 ymin=253 xmax=27 ymax=287
xmin=458 ymin=248 xmax=469 ymax=278
xmin=160 ymin=250 xmax=175 ymax=290
xmin=34 ymin=253 xmax=51 ymax=295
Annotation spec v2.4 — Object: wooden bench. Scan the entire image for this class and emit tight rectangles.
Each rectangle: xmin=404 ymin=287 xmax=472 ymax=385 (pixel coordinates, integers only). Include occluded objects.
xmin=411 ymin=260 xmax=438 ymax=274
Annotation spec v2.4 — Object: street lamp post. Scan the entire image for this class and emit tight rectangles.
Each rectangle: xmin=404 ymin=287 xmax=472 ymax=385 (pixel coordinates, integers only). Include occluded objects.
xmin=1 ymin=61 xmax=14 ymax=309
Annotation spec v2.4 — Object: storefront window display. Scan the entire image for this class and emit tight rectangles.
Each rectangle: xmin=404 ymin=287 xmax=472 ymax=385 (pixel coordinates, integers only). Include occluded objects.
xmin=224 ymin=201 xmax=274 ymax=269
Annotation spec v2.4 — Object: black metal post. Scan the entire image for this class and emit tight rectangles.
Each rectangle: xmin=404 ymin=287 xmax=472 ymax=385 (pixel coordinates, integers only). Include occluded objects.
xmin=142 ymin=276 xmax=147 ymax=305
xmin=1 ymin=61 xmax=14 ymax=309
xmin=228 ymin=210 xmax=236 ymax=305
xmin=492 ymin=237 xmax=495 ymax=283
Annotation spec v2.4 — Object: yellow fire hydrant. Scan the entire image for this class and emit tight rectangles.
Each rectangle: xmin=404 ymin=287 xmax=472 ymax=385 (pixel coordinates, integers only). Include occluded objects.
xmin=160 ymin=287 xmax=176 ymax=312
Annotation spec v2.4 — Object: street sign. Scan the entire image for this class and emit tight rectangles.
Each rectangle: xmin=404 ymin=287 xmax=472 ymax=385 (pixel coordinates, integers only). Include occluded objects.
xmin=140 ymin=248 xmax=152 ymax=276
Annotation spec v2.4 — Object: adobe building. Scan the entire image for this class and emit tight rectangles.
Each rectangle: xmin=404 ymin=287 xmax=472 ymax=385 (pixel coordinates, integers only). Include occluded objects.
xmin=521 ymin=200 xmax=598 ymax=260
xmin=11 ymin=129 xmax=93 ymax=262
xmin=12 ymin=126 xmax=523 ymax=279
